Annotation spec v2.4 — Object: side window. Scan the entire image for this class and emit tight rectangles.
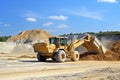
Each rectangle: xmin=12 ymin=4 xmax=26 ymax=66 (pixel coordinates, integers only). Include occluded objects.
xmin=60 ymin=38 xmax=67 ymax=46
xmin=49 ymin=38 xmax=59 ymax=45
xmin=49 ymin=38 xmax=54 ymax=44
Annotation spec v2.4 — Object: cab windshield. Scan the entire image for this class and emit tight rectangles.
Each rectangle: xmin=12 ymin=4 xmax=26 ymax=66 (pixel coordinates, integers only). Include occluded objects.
xmin=49 ymin=38 xmax=67 ymax=46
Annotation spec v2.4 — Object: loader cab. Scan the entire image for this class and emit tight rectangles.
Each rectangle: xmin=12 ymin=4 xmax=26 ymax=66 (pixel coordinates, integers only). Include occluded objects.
xmin=49 ymin=37 xmax=67 ymax=47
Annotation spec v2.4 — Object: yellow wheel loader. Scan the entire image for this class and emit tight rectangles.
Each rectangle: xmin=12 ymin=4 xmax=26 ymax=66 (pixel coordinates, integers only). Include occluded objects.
xmin=33 ymin=34 xmax=107 ymax=62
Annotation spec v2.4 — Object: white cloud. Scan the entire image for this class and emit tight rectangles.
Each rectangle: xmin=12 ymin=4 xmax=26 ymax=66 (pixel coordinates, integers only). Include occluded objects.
xmin=24 ymin=10 xmax=40 ymax=18
xmin=79 ymin=10 xmax=103 ymax=20
xmin=46 ymin=30 xmax=58 ymax=32
xmin=3 ymin=24 xmax=11 ymax=27
xmin=26 ymin=17 xmax=37 ymax=22
xmin=48 ymin=15 xmax=68 ymax=20
xmin=56 ymin=24 xmax=68 ymax=29
xmin=61 ymin=7 xmax=104 ymax=20
xmin=97 ymin=0 xmax=118 ymax=3
xmin=0 ymin=22 xmax=11 ymax=27
xmin=43 ymin=22 xmax=53 ymax=26
xmin=24 ymin=10 xmax=40 ymax=22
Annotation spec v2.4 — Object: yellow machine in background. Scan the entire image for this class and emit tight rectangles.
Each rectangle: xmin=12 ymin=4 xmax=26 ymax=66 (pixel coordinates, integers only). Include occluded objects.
xmin=33 ymin=34 xmax=107 ymax=62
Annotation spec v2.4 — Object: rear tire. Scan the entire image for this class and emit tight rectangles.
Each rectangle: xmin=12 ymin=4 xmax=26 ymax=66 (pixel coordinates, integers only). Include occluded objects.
xmin=71 ymin=51 xmax=79 ymax=61
xmin=52 ymin=58 xmax=56 ymax=61
xmin=37 ymin=53 xmax=46 ymax=62
xmin=55 ymin=50 xmax=66 ymax=62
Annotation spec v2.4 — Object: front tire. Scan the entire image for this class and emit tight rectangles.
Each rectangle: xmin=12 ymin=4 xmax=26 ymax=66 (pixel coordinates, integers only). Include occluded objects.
xmin=37 ymin=53 xmax=46 ymax=62
xmin=55 ymin=50 xmax=66 ymax=62
xmin=71 ymin=51 xmax=79 ymax=61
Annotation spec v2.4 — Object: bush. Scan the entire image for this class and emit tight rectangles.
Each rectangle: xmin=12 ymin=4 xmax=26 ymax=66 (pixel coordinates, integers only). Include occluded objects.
xmin=0 ymin=36 xmax=11 ymax=42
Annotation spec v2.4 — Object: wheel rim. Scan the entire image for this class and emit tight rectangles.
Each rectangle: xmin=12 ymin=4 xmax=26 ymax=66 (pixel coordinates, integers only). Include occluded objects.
xmin=76 ymin=53 xmax=79 ymax=58
xmin=71 ymin=51 xmax=79 ymax=61
xmin=55 ymin=50 xmax=66 ymax=62
xmin=61 ymin=53 xmax=65 ymax=59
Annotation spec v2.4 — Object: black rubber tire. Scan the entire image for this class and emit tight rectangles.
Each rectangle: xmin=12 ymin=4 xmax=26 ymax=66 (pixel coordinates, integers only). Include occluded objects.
xmin=55 ymin=50 xmax=66 ymax=62
xmin=37 ymin=53 xmax=46 ymax=62
xmin=71 ymin=51 xmax=80 ymax=61
xmin=52 ymin=58 xmax=56 ymax=61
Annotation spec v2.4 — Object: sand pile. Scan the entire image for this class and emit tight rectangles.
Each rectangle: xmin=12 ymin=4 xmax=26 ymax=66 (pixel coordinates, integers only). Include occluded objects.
xmin=80 ymin=40 xmax=120 ymax=61
xmin=0 ymin=29 xmax=52 ymax=59
xmin=7 ymin=29 xmax=52 ymax=43
xmin=0 ymin=42 xmax=34 ymax=54
xmin=111 ymin=40 xmax=120 ymax=53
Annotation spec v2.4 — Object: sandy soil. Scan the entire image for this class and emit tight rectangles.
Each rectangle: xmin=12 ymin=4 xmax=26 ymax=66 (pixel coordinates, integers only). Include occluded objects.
xmin=0 ymin=58 xmax=120 ymax=80
xmin=0 ymin=39 xmax=120 ymax=80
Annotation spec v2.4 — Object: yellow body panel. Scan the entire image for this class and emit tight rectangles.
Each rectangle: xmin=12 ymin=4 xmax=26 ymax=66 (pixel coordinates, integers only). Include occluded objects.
xmin=33 ymin=43 xmax=56 ymax=57
xmin=33 ymin=34 xmax=107 ymax=59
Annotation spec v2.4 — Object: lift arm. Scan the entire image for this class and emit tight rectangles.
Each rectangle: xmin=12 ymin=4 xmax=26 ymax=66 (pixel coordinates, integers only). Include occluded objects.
xmin=68 ymin=34 xmax=107 ymax=54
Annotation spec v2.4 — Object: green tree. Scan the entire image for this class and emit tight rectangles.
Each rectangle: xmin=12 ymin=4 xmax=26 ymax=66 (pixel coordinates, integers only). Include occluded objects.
xmin=0 ymin=36 xmax=11 ymax=42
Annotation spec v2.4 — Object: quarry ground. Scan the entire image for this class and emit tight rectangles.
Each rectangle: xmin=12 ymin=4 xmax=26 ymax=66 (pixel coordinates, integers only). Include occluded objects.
xmin=0 ymin=41 xmax=119 ymax=80
xmin=0 ymin=58 xmax=120 ymax=80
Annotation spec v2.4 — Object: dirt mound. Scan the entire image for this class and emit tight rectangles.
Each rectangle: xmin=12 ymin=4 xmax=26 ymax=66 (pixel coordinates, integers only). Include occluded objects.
xmin=111 ymin=40 xmax=120 ymax=54
xmin=7 ymin=29 xmax=52 ymax=43
xmin=80 ymin=40 xmax=120 ymax=61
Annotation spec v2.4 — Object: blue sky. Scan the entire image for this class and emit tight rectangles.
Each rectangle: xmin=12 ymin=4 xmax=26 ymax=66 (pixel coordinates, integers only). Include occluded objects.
xmin=0 ymin=0 xmax=120 ymax=36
